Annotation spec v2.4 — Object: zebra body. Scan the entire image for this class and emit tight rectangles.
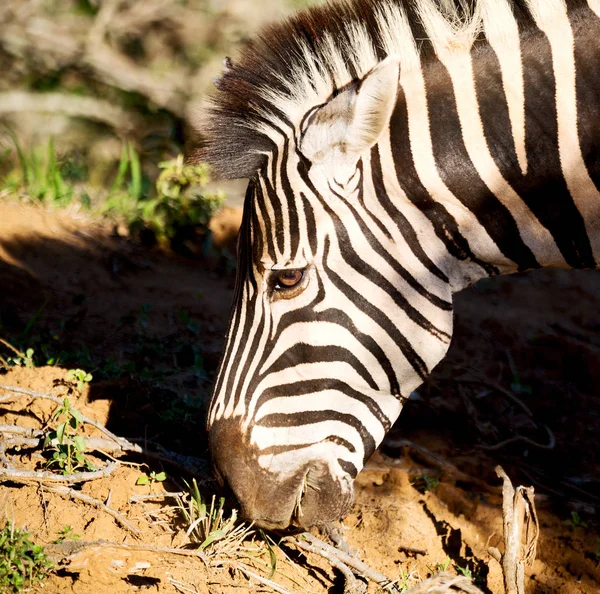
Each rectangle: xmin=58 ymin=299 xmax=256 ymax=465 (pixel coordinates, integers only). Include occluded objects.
xmin=198 ymin=0 xmax=600 ymax=528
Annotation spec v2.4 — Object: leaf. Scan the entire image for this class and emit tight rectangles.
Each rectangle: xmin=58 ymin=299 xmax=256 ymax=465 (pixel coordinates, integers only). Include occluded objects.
xmin=72 ymin=435 xmax=86 ymax=453
xmin=56 ymin=422 xmax=67 ymax=444
xmin=136 ymin=475 xmax=149 ymax=485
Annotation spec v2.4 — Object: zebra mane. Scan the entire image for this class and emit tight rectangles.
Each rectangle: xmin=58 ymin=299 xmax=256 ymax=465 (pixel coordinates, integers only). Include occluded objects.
xmin=195 ymin=0 xmax=569 ymax=180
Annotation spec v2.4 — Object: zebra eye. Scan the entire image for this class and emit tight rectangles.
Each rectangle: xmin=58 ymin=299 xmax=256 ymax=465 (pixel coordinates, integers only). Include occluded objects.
xmin=275 ymin=269 xmax=304 ymax=289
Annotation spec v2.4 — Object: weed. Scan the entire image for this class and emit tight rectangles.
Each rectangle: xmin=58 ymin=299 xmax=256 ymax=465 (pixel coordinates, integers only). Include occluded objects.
xmin=135 ymin=155 xmax=224 ymax=247
xmin=43 ymin=398 xmax=96 ymax=475
xmin=411 ymin=473 xmax=440 ymax=493
xmin=394 ymin=569 xmax=419 ymax=592
xmin=136 ymin=471 xmax=167 ymax=488
xmin=175 ymin=479 xmax=252 ymax=555
xmin=53 ymin=525 xmax=81 ymax=544
xmin=427 ymin=557 xmax=451 ymax=574
xmin=563 ymin=511 xmax=588 ymax=529
xmin=66 ymin=368 xmax=93 ymax=392
xmin=455 ymin=564 xmax=472 ymax=578
xmin=0 ymin=521 xmax=52 ymax=593
xmin=5 ymin=348 xmax=35 ymax=369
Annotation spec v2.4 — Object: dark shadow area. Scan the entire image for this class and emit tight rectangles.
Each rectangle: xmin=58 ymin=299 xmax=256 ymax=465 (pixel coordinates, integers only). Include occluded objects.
xmin=0 ymin=216 xmax=234 ymax=460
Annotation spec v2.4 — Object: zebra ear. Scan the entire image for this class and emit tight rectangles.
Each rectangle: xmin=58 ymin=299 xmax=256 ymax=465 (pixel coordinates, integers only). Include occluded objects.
xmin=299 ymin=58 xmax=399 ymax=172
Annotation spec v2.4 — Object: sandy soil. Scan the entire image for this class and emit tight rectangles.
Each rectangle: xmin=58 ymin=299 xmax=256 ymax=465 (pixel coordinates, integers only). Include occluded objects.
xmin=0 ymin=201 xmax=598 ymax=593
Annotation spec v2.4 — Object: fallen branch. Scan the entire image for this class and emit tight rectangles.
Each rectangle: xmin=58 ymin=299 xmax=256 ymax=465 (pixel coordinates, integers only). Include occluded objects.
xmin=0 ymin=91 xmax=141 ymax=133
xmin=0 ymin=459 xmax=118 ymax=484
xmin=286 ymin=532 xmax=392 ymax=590
xmin=236 ymin=563 xmax=293 ymax=594
xmin=488 ymin=466 xmax=539 ymax=594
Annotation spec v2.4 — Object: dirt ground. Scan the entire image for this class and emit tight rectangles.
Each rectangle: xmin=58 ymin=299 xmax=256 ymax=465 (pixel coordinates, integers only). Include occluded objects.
xmin=0 ymin=201 xmax=599 ymax=594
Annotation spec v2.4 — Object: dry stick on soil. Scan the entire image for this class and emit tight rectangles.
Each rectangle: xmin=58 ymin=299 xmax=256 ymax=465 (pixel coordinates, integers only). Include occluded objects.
xmin=234 ymin=564 xmax=294 ymax=594
xmin=287 ymin=532 xmax=392 ymax=590
xmin=46 ymin=485 xmax=141 ymax=536
xmin=0 ymin=338 xmax=24 ymax=358
xmin=488 ymin=466 xmax=539 ymax=594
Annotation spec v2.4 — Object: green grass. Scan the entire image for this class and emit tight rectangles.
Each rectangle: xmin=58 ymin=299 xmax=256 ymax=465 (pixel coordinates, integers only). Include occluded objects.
xmin=0 ymin=522 xmax=53 ymax=593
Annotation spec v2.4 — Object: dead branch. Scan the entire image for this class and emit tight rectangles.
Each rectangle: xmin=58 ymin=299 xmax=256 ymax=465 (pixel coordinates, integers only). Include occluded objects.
xmin=479 ymin=427 xmax=555 ymax=452
xmin=0 ymin=91 xmax=141 ymax=133
xmin=0 ymin=459 xmax=119 ymax=484
xmin=47 ymin=485 xmax=141 ymax=536
xmin=235 ymin=563 xmax=293 ymax=594
xmin=0 ymin=338 xmax=24 ymax=358
xmin=287 ymin=532 xmax=392 ymax=590
xmin=488 ymin=466 xmax=539 ymax=594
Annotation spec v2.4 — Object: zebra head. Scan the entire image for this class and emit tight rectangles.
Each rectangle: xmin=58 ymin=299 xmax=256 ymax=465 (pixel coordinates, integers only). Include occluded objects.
xmin=205 ymin=56 xmax=456 ymax=529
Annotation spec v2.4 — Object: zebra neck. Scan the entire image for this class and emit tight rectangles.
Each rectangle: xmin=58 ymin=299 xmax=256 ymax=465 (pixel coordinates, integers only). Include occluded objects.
xmin=383 ymin=1 xmax=600 ymax=288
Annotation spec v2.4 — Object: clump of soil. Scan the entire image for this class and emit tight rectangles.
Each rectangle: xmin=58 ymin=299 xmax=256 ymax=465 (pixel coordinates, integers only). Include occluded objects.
xmin=0 ymin=202 xmax=599 ymax=593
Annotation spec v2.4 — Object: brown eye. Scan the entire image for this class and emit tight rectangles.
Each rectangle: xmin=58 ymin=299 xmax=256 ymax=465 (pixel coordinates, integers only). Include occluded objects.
xmin=275 ymin=269 xmax=303 ymax=289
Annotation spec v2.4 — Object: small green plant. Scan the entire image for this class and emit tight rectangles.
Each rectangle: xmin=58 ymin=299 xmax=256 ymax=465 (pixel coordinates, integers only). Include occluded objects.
xmin=394 ymin=569 xmax=418 ymax=592
xmin=134 ymin=156 xmax=224 ymax=245
xmin=66 ymin=368 xmax=93 ymax=392
xmin=6 ymin=348 xmax=35 ymax=368
xmin=412 ymin=473 xmax=440 ymax=493
xmin=43 ymin=398 xmax=96 ymax=475
xmin=175 ymin=479 xmax=252 ymax=555
xmin=563 ymin=511 xmax=588 ymax=529
xmin=427 ymin=557 xmax=451 ymax=574
xmin=136 ymin=471 xmax=167 ymax=487
xmin=0 ymin=521 xmax=53 ymax=593
xmin=455 ymin=564 xmax=472 ymax=578
xmin=53 ymin=525 xmax=81 ymax=544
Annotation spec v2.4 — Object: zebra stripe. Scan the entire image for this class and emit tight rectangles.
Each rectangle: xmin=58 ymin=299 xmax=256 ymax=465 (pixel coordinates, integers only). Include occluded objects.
xmin=198 ymin=0 xmax=600 ymax=528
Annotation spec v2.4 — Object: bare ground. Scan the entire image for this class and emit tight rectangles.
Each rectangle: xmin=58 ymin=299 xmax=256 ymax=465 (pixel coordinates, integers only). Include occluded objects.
xmin=0 ymin=201 xmax=598 ymax=593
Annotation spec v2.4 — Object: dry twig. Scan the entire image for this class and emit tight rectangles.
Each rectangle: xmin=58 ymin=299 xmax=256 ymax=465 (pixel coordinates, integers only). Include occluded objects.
xmin=287 ymin=532 xmax=392 ymax=590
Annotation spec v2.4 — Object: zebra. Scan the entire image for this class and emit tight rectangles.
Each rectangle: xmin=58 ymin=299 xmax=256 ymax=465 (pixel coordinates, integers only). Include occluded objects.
xmin=196 ymin=0 xmax=600 ymax=529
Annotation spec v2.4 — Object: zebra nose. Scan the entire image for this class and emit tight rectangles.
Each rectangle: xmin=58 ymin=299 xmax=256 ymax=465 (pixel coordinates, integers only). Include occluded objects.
xmin=208 ymin=418 xmax=354 ymax=529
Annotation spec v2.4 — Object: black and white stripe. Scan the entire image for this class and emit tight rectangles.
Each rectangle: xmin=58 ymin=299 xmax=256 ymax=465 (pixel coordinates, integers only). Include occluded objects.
xmin=198 ymin=0 xmax=600 ymax=527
